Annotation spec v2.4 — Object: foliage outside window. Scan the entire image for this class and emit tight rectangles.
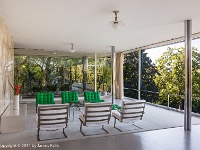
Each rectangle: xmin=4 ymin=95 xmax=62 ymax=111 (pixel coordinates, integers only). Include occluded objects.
xmin=123 ymin=45 xmax=200 ymax=114
xmin=14 ymin=56 xmax=111 ymax=94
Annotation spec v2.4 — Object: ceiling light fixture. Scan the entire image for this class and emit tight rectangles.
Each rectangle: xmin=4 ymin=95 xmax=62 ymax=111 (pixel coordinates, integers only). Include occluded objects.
xmin=52 ymin=51 xmax=57 ymax=55
xmin=109 ymin=10 xmax=125 ymax=30
xmin=69 ymin=43 xmax=76 ymax=53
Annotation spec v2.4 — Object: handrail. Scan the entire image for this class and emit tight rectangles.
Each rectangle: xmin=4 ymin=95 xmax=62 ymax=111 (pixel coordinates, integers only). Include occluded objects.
xmin=124 ymin=87 xmax=200 ymax=114
xmin=124 ymin=87 xmax=200 ymax=101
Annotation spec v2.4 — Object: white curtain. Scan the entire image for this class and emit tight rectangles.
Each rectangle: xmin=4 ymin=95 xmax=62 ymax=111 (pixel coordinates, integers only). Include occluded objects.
xmin=115 ymin=52 xmax=124 ymax=99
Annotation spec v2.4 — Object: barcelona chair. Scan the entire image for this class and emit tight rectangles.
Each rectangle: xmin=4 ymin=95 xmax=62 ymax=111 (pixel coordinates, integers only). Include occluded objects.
xmin=37 ymin=104 xmax=69 ymax=141
xmin=112 ymin=100 xmax=146 ymax=132
xmin=79 ymin=102 xmax=112 ymax=136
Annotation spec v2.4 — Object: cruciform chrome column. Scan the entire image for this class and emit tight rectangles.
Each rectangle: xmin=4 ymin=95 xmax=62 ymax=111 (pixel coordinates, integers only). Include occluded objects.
xmin=111 ymin=46 xmax=115 ymax=104
xmin=94 ymin=53 xmax=97 ymax=92
xmin=138 ymin=50 xmax=142 ymax=100
xmin=184 ymin=20 xmax=192 ymax=131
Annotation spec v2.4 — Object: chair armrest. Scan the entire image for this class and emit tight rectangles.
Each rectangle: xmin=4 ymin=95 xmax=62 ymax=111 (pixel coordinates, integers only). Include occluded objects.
xmin=79 ymin=109 xmax=85 ymax=116
xmin=117 ymin=109 xmax=122 ymax=114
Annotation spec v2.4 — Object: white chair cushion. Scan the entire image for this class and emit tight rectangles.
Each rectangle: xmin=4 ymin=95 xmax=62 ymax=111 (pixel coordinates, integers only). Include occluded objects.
xmin=37 ymin=104 xmax=68 ymax=130
xmin=80 ymin=102 xmax=112 ymax=126
xmin=113 ymin=100 xmax=146 ymax=123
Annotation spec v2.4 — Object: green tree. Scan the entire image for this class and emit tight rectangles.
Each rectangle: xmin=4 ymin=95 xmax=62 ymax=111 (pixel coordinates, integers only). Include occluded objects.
xmin=28 ymin=57 xmax=52 ymax=89
xmin=154 ymin=47 xmax=200 ymax=111
xmin=124 ymin=51 xmax=139 ymax=98
xmin=14 ymin=56 xmax=28 ymax=86
xmin=124 ymin=51 xmax=158 ymax=101
xmin=14 ymin=56 xmax=111 ymax=94
xmin=87 ymin=58 xmax=111 ymax=92
xmin=141 ymin=52 xmax=158 ymax=101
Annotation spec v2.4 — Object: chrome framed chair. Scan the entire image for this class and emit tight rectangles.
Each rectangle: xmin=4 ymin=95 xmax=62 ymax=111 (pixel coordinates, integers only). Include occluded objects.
xmin=79 ymin=102 xmax=112 ymax=136
xmin=112 ymin=100 xmax=146 ymax=132
xmin=37 ymin=104 xmax=69 ymax=141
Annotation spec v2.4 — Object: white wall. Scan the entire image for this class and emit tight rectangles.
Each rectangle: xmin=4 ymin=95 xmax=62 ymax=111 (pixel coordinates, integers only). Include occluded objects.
xmin=0 ymin=17 xmax=14 ymax=115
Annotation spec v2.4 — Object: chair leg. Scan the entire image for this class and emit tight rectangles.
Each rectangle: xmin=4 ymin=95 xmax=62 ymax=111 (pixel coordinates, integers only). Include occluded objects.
xmin=79 ymin=119 xmax=86 ymax=136
xmin=72 ymin=107 xmax=74 ymax=121
xmin=132 ymin=123 xmax=143 ymax=129
xmin=114 ymin=121 xmax=142 ymax=132
xmin=113 ymin=118 xmax=122 ymax=132
xmin=114 ymin=118 xmax=117 ymax=128
xmin=37 ymin=128 xmax=40 ymax=141
xmin=63 ymin=127 xmax=68 ymax=138
xmin=80 ymin=122 xmax=82 ymax=131
xmin=102 ymin=125 xmax=109 ymax=134
xmin=80 ymin=122 xmax=86 ymax=136
xmin=68 ymin=107 xmax=70 ymax=117
xmin=80 ymin=125 xmax=109 ymax=136
xmin=114 ymin=126 xmax=123 ymax=132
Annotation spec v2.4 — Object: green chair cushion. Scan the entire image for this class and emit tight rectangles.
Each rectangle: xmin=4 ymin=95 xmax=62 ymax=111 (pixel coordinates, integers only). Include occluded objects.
xmin=36 ymin=92 xmax=55 ymax=105
xmin=84 ymin=92 xmax=105 ymax=103
xmin=61 ymin=91 xmax=79 ymax=104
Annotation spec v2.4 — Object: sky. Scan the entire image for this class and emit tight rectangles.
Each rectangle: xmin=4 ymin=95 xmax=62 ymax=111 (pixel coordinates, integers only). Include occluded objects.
xmin=146 ymin=38 xmax=200 ymax=63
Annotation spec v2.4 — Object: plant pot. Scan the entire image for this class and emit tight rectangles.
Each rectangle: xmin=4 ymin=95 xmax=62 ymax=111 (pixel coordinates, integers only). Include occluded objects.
xmin=14 ymin=95 xmax=19 ymax=110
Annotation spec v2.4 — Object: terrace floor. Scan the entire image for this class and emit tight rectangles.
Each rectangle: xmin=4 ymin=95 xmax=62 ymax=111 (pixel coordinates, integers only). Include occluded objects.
xmin=0 ymin=96 xmax=200 ymax=150
xmin=7 ymin=124 xmax=200 ymax=150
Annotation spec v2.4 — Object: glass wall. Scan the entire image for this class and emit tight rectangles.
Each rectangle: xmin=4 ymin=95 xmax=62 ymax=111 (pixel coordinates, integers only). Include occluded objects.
xmin=124 ymin=51 xmax=139 ymax=99
xmin=87 ymin=57 xmax=111 ymax=92
xmin=124 ymin=38 xmax=200 ymax=114
xmin=14 ymin=56 xmax=111 ymax=95
xmin=124 ymin=50 xmax=158 ymax=102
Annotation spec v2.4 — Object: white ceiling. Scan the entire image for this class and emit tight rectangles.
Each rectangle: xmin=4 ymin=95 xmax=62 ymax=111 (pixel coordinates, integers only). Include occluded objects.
xmin=1 ymin=0 xmax=200 ymax=57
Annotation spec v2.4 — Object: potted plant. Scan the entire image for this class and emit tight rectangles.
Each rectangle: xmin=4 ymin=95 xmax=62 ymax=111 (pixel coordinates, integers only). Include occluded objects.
xmin=8 ymin=79 xmax=21 ymax=109
xmin=14 ymin=85 xmax=21 ymax=95
xmin=13 ymin=84 xmax=21 ymax=110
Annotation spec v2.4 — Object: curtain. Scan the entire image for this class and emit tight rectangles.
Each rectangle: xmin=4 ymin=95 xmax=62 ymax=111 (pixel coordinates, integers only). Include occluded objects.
xmin=115 ymin=52 xmax=124 ymax=99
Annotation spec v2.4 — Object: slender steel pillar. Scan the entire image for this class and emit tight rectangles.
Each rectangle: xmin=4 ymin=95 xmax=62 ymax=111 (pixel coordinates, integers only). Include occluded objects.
xmin=184 ymin=20 xmax=192 ymax=131
xmin=138 ymin=50 xmax=142 ymax=100
xmin=82 ymin=56 xmax=88 ymax=91
xmin=82 ymin=56 xmax=88 ymax=73
xmin=111 ymin=46 xmax=115 ymax=104
xmin=94 ymin=53 xmax=97 ymax=92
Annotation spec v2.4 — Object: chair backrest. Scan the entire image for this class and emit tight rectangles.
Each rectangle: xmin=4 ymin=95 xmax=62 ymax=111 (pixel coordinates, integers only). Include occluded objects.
xmin=36 ymin=92 xmax=55 ymax=105
xmin=84 ymin=102 xmax=112 ymax=124
xmin=61 ymin=91 xmax=78 ymax=103
xmin=121 ymin=100 xmax=146 ymax=122
xmin=37 ymin=104 xmax=69 ymax=129
xmin=84 ymin=92 xmax=101 ymax=102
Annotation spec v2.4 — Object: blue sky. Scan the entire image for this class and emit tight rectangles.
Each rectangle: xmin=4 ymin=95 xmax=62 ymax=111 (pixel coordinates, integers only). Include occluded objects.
xmin=146 ymin=38 xmax=200 ymax=63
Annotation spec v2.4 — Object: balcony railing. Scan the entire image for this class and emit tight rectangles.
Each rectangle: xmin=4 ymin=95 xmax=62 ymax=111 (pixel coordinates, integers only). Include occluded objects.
xmin=124 ymin=87 xmax=200 ymax=114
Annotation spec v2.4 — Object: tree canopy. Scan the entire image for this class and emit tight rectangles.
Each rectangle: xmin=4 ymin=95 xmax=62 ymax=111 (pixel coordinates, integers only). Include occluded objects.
xmin=154 ymin=47 xmax=200 ymax=111
xmin=14 ymin=56 xmax=111 ymax=94
xmin=124 ymin=51 xmax=158 ymax=101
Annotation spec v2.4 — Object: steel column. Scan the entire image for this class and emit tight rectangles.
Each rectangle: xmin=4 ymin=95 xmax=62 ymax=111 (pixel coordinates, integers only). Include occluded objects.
xmin=82 ymin=57 xmax=88 ymax=73
xmin=82 ymin=57 xmax=88 ymax=91
xmin=184 ymin=20 xmax=192 ymax=131
xmin=111 ymin=46 xmax=115 ymax=104
xmin=138 ymin=50 xmax=142 ymax=100
xmin=94 ymin=53 xmax=97 ymax=92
